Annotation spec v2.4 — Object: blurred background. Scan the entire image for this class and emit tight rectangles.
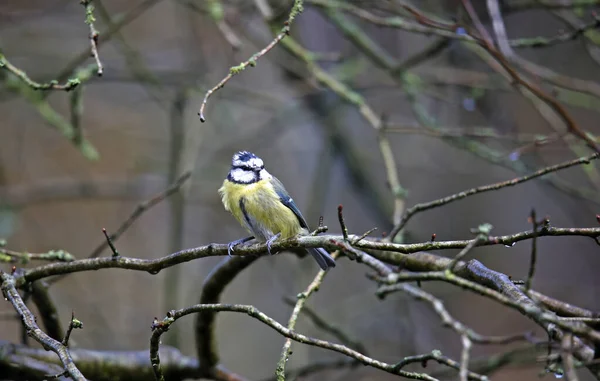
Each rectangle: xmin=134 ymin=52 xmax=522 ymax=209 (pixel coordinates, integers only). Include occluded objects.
xmin=2 ymin=0 xmax=600 ymax=380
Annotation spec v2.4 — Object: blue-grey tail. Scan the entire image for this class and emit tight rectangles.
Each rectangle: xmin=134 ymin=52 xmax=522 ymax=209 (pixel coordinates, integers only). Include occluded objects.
xmin=308 ymin=248 xmax=336 ymax=271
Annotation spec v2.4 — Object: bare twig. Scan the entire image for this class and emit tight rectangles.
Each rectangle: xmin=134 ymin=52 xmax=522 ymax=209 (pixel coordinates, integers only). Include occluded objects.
xmin=259 ymin=359 xmax=356 ymax=381
xmin=151 ymin=303 xmax=440 ymax=381
xmin=198 ymin=0 xmax=304 ymax=122
xmin=0 ymin=248 xmax=74 ymax=264
xmin=53 ymin=0 xmax=164 ymax=86
xmin=504 ymin=0 xmax=600 ymax=11
xmin=447 ymin=224 xmax=492 ymax=272
xmin=48 ymin=171 xmax=191 ymax=285
xmin=276 ymin=252 xmax=339 ymax=380
xmin=0 ymin=54 xmax=80 ymax=91
xmin=80 ymin=0 xmax=103 ymax=76
xmin=525 ymin=209 xmax=540 ymax=292
xmin=313 ymin=0 xmax=600 ymax=153
xmin=102 ymin=228 xmax=119 ymax=257
xmin=375 ymin=268 xmax=598 ymax=359
xmin=509 ymin=17 xmax=600 ymax=48
xmin=1 ymin=272 xmax=86 ymax=380
xmin=337 ymin=204 xmax=349 ymax=240
xmin=62 ymin=311 xmax=83 ymax=347
xmin=283 ymin=296 xmax=367 ymax=353
xmin=389 ymin=153 xmax=599 ymax=240
xmin=460 ymin=335 xmax=473 ymax=381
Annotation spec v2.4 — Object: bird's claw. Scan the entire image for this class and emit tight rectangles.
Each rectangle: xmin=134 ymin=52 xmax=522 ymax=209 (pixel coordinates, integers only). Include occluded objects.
xmin=227 ymin=242 xmax=237 ymax=257
xmin=266 ymin=233 xmax=281 ymax=255
xmin=226 ymin=236 xmax=254 ymax=257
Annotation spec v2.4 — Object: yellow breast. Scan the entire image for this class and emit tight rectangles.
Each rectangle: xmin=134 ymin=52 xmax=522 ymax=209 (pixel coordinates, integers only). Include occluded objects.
xmin=219 ymin=179 xmax=304 ymax=240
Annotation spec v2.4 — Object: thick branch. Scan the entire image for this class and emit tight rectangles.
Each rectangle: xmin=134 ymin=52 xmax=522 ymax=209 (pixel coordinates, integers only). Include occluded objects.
xmin=195 ymin=256 xmax=258 ymax=375
xmin=0 ymin=340 xmax=200 ymax=381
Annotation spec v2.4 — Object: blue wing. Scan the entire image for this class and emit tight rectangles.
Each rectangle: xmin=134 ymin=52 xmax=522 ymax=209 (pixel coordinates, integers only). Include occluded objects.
xmin=270 ymin=175 xmax=336 ymax=270
xmin=270 ymin=175 xmax=309 ymax=229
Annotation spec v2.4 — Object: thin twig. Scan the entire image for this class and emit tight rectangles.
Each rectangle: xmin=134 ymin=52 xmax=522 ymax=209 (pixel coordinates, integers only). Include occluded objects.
xmin=198 ymin=0 xmax=304 ymax=122
xmin=0 ymin=272 xmax=86 ymax=380
xmin=80 ymin=0 xmax=103 ymax=76
xmin=337 ymin=204 xmax=349 ymax=240
xmin=283 ymin=296 xmax=367 ymax=353
xmin=447 ymin=224 xmax=492 ymax=272
xmin=275 ymin=252 xmax=339 ymax=380
xmin=151 ymin=303 xmax=439 ymax=381
xmin=314 ymin=0 xmax=600 ymax=153
xmin=48 ymin=171 xmax=191 ymax=285
xmin=460 ymin=335 xmax=473 ymax=381
xmin=102 ymin=228 xmax=119 ymax=257
xmin=509 ymin=17 xmax=600 ymax=48
xmin=389 ymin=153 xmax=599 ymax=240
xmin=399 ymin=283 xmax=534 ymax=345
xmin=525 ymin=209 xmax=539 ymax=292
xmin=0 ymin=54 xmax=80 ymax=91
xmin=259 ymin=359 xmax=356 ymax=381
xmin=0 ymin=248 xmax=74 ymax=263
xmin=62 ymin=311 xmax=83 ymax=347
xmin=377 ymin=271 xmax=600 ymax=345
xmin=504 ymin=0 xmax=600 ymax=11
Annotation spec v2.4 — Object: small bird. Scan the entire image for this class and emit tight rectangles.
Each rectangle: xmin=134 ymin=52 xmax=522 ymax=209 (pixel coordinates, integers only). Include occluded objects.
xmin=219 ymin=151 xmax=336 ymax=270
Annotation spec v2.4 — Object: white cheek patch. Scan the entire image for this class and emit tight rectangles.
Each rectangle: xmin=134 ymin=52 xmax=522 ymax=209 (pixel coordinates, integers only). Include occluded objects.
xmin=230 ymin=168 xmax=256 ymax=183
xmin=258 ymin=169 xmax=271 ymax=181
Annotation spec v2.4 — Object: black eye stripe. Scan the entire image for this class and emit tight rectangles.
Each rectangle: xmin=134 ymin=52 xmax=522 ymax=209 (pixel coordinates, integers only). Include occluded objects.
xmin=233 ymin=164 xmax=263 ymax=171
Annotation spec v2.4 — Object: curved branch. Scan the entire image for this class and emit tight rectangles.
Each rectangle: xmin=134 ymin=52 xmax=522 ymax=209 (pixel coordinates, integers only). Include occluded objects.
xmin=152 ymin=303 xmax=455 ymax=381
xmin=195 ymin=256 xmax=258 ymax=375
xmin=14 ymin=225 xmax=600 ymax=287
xmin=389 ymin=153 xmax=599 ymax=239
xmin=0 ymin=272 xmax=85 ymax=380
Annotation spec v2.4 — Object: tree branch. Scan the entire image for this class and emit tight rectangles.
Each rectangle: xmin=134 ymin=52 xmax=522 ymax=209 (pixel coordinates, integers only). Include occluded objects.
xmin=0 ymin=272 xmax=86 ymax=380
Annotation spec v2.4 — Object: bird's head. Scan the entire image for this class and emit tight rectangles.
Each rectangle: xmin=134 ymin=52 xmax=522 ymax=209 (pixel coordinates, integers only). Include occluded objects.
xmin=228 ymin=151 xmax=269 ymax=184
xmin=232 ymin=151 xmax=264 ymax=172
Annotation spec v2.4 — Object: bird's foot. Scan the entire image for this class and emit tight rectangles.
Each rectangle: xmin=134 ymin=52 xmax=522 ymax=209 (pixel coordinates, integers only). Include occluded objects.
xmin=266 ymin=233 xmax=282 ymax=255
xmin=227 ymin=236 xmax=254 ymax=257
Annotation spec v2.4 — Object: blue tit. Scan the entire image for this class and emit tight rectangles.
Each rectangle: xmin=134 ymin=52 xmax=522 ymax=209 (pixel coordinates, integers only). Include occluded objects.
xmin=219 ymin=151 xmax=336 ymax=271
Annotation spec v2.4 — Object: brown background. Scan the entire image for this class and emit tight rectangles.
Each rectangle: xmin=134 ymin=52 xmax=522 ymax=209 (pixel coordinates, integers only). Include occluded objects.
xmin=1 ymin=1 xmax=600 ymax=380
